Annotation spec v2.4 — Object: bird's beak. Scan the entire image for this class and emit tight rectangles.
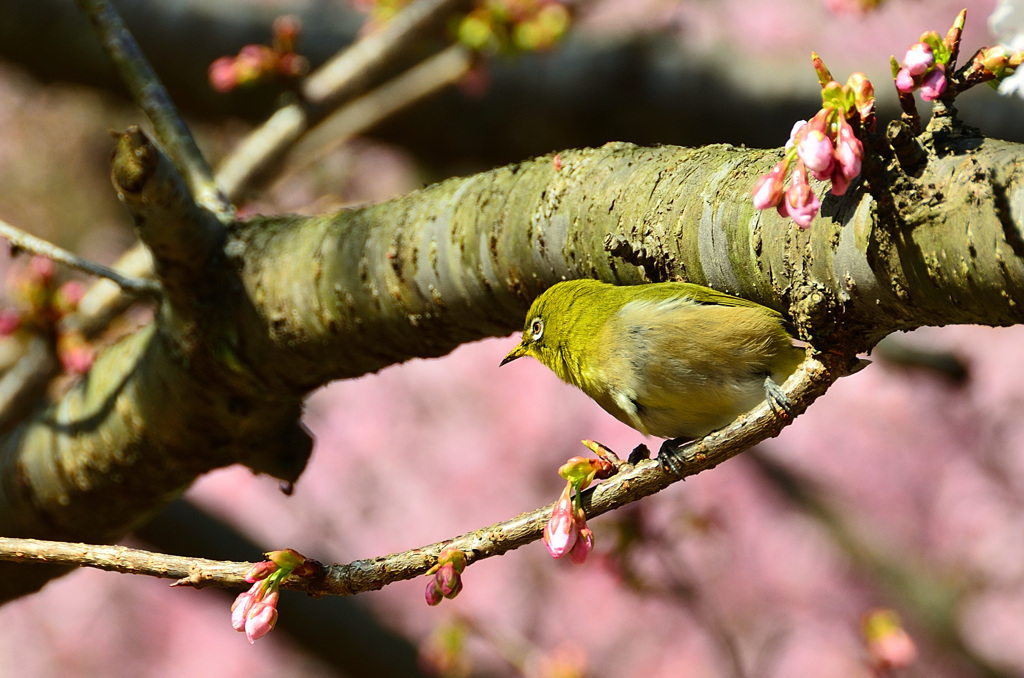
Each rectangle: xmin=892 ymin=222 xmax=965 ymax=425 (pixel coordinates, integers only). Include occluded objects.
xmin=500 ymin=342 xmax=527 ymax=366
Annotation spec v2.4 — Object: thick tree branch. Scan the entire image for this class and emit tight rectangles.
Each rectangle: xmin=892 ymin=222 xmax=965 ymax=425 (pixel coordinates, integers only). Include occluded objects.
xmin=223 ymin=135 xmax=1024 ymax=395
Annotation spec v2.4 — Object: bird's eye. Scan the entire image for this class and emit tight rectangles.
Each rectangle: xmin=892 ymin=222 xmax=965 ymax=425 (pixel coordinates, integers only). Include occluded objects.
xmin=529 ymin=317 xmax=544 ymax=341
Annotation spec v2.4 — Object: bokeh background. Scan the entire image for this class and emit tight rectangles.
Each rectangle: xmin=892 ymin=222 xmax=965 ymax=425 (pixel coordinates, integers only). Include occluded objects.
xmin=2 ymin=0 xmax=1024 ymax=676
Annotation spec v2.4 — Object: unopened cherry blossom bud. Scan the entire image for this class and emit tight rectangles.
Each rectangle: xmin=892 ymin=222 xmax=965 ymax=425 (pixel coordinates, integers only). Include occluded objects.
xmin=244 ymin=560 xmax=277 ymax=583
xmin=436 ymin=562 xmax=461 ymax=597
xmin=425 ymin=579 xmax=443 ymax=606
xmin=245 ymin=590 xmax=279 ymax=644
xmin=29 ymin=256 xmax=55 ymax=284
xmin=544 ymin=488 xmax=579 ymax=558
xmin=797 ymin=129 xmax=835 ymax=181
xmin=777 ymin=163 xmax=820 ymax=229
xmin=835 ymin=119 xmax=863 ymax=181
xmin=895 ymin=68 xmax=916 ymax=94
xmin=920 ymin=66 xmax=947 ymax=101
xmin=231 ymin=589 xmax=256 ymax=632
xmin=785 ymin=120 xmax=807 ymax=151
xmin=903 ymin=43 xmax=934 ymax=76
xmin=862 ymin=609 xmax=918 ymax=671
xmin=752 ymin=162 xmax=787 ymax=210
xmin=568 ymin=525 xmax=594 ymax=565
xmin=208 ymin=57 xmax=239 ymax=93
xmin=0 ymin=311 xmax=21 ymax=336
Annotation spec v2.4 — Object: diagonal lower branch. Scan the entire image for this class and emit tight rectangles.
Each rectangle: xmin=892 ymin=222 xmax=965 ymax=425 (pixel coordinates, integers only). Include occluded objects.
xmin=0 ymin=352 xmax=842 ymax=598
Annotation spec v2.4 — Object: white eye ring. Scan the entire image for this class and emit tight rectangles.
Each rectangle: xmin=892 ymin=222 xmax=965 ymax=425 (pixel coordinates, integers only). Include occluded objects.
xmin=529 ymin=317 xmax=544 ymax=341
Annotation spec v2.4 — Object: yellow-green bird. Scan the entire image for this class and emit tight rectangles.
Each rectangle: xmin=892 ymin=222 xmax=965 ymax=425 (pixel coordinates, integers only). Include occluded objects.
xmin=500 ymin=279 xmax=804 ymax=463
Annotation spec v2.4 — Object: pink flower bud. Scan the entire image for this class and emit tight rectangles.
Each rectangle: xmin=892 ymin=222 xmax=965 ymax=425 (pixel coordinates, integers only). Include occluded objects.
xmin=568 ymin=525 xmax=594 ymax=565
xmin=231 ymin=590 xmax=256 ymax=632
xmin=796 ymin=129 xmax=835 ymax=181
xmin=785 ymin=121 xmax=807 ymax=151
xmin=208 ymin=57 xmax=239 ymax=93
xmin=862 ymin=609 xmax=918 ymax=671
xmin=829 ymin=170 xmax=851 ymax=196
xmin=835 ymin=119 xmax=863 ymax=181
xmin=425 ymin=580 xmax=443 ymax=606
xmin=895 ymin=68 xmax=916 ymax=94
xmin=277 ymin=52 xmax=309 ymax=78
xmin=57 ymin=333 xmax=95 ymax=375
xmin=232 ymin=580 xmax=281 ymax=642
xmin=244 ymin=560 xmax=277 ymax=583
xmin=543 ymin=490 xmax=578 ymax=558
xmin=751 ymin=162 xmax=787 ymax=210
xmin=920 ymin=67 xmax=947 ymax=101
xmin=29 ymin=256 xmax=55 ymax=284
xmin=903 ymin=43 xmax=934 ymax=76
xmin=436 ymin=562 xmax=461 ymax=597
xmin=244 ymin=590 xmax=279 ymax=644
xmin=777 ymin=163 xmax=820 ymax=229
xmin=0 ymin=310 xmax=21 ymax=336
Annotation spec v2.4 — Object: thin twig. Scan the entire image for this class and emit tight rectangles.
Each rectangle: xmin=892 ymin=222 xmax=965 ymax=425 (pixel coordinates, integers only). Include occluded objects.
xmin=302 ymin=0 xmax=471 ymax=107
xmin=62 ymin=245 xmax=156 ymax=339
xmin=0 ymin=335 xmax=59 ymax=435
xmin=74 ymin=0 xmax=233 ymax=222
xmin=318 ymin=354 xmax=840 ymax=597
xmin=283 ymin=44 xmax=472 ymax=182
xmin=216 ymin=0 xmax=471 ymax=200
xmin=215 ymin=105 xmax=307 ymax=201
xmin=0 ymin=219 xmax=160 ymax=297
xmin=0 ymin=537 xmax=251 ymax=589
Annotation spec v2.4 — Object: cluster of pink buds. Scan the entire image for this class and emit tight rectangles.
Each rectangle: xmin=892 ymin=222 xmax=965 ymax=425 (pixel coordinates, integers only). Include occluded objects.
xmin=542 ymin=452 xmax=614 ymax=564
xmin=231 ymin=548 xmax=316 ymax=644
xmin=893 ymin=35 xmax=949 ymax=101
xmin=231 ymin=580 xmax=279 ymax=644
xmin=1 ymin=256 xmax=93 ymax=375
xmin=424 ymin=548 xmax=467 ymax=606
xmin=209 ymin=16 xmax=308 ymax=93
xmin=751 ymin=62 xmax=871 ymax=229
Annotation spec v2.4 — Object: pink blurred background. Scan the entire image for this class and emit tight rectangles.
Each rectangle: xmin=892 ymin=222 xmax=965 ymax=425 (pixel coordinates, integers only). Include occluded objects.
xmin=2 ymin=0 xmax=1024 ymax=676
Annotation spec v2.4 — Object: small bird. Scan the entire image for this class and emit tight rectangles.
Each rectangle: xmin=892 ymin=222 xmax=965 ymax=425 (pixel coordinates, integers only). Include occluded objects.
xmin=500 ymin=279 xmax=805 ymax=467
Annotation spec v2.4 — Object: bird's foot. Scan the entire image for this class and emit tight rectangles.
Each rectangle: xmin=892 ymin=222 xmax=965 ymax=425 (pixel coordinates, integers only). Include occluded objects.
xmin=764 ymin=376 xmax=794 ymax=420
xmin=658 ymin=436 xmax=693 ymax=477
